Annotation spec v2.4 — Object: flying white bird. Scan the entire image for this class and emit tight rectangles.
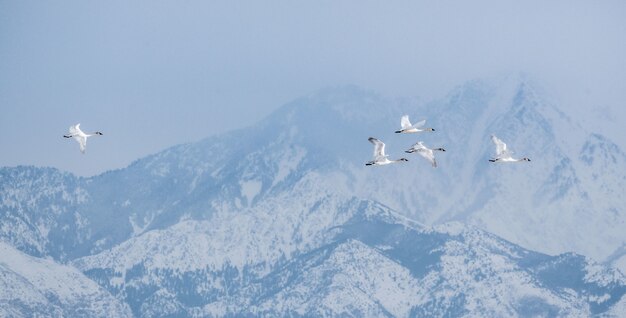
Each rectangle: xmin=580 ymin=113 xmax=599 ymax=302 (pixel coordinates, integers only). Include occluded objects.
xmin=63 ymin=123 xmax=103 ymax=154
xmin=365 ymin=137 xmax=409 ymax=166
xmin=394 ymin=115 xmax=435 ymax=134
xmin=489 ymin=135 xmax=530 ymax=163
xmin=405 ymin=141 xmax=446 ymax=168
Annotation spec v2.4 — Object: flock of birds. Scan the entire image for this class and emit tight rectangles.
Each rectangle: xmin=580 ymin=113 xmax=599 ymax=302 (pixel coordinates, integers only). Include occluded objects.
xmin=366 ymin=115 xmax=531 ymax=167
xmin=62 ymin=118 xmax=530 ymax=167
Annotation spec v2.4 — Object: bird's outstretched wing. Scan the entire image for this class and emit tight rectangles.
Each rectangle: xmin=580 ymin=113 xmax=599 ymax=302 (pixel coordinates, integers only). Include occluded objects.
xmin=68 ymin=123 xmax=81 ymax=136
xmin=400 ymin=115 xmax=412 ymax=129
xmin=405 ymin=141 xmax=425 ymax=153
xmin=411 ymin=119 xmax=426 ymax=128
xmin=368 ymin=137 xmax=386 ymax=159
xmin=416 ymin=149 xmax=437 ymax=167
xmin=74 ymin=135 xmax=86 ymax=154
xmin=491 ymin=135 xmax=508 ymax=157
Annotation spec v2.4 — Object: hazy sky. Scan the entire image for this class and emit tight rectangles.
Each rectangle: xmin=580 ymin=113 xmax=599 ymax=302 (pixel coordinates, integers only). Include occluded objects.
xmin=1 ymin=0 xmax=625 ymax=176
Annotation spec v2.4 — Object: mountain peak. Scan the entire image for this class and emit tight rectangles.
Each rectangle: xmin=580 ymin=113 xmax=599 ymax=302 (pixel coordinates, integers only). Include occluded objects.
xmin=262 ymin=85 xmax=390 ymax=129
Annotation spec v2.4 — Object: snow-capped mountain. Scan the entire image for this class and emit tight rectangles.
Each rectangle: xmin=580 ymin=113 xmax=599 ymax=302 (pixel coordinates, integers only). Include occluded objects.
xmin=5 ymin=164 xmax=624 ymax=316
xmin=0 ymin=242 xmax=132 ymax=317
xmin=348 ymin=76 xmax=626 ymax=267
xmin=72 ymin=184 xmax=625 ymax=317
xmin=1 ymin=75 xmax=625 ymax=316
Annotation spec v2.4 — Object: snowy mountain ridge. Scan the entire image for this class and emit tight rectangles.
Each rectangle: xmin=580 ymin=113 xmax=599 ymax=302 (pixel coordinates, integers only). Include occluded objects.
xmin=73 ymin=194 xmax=626 ymax=317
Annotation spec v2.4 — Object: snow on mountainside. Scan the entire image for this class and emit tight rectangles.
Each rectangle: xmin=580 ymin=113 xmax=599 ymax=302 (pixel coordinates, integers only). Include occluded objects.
xmin=0 ymin=167 xmax=90 ymax=261
xmin=74 ymin=193 xmax=626 ymax=317
xmin=0 ymin=242 xmax=132 ymax=317
xmin=347 ymin=76 xmax=626 ymax=268
xmin=445 ymin=79 xmax=626 ymax=265
xmin=73 ymin=171 xmax=356 ymax=274
xmin=1 ymin=75 xmax=626 ymax=316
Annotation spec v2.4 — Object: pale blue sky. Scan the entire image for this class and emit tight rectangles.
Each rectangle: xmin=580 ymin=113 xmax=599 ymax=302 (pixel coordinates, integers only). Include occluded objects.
xmin=1 ymin=0 xmax=625 ymax=176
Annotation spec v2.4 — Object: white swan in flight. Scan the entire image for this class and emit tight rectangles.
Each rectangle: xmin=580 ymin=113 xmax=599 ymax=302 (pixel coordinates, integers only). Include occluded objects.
xmin=63 ymin=123 xmax=103 ymax=154
xmin=405 ymin=141 xmax=446 ymax=168
xmin=489 ymin=135 xmax=530 ymax=163
xmin=395 ymin=115 xmax=435 ymax=134
xmin=365 ymin=137 xmax=409 ymax=166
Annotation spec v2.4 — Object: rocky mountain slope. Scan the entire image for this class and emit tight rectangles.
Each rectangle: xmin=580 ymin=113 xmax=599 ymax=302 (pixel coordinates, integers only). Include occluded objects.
xmin=0 ymin=242 xmax=132 ymax=317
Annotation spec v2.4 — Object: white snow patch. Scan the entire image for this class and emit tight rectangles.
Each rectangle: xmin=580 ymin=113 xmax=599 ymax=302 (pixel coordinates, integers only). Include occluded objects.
xmin=150 ymin=164 xmax=170 ymax=177
xmin=240 ymin=180 xmax=262 ymax=204
xmin=272 ymin=147 xmax=306 ymax=187
xmin=589 ymin=293 xmax=611 ymax=303
xmin=110 ymin=275 xmax=125 ymax=288
xmin=36 ymin=222 xmax=50 ymax=238
xmin=433 ymin=221 xmax=466 ymax=236
xmin=375 ymin=245 xmax=393 ymax=251
xmin=128 ymin=213 xmax=156 ymax=237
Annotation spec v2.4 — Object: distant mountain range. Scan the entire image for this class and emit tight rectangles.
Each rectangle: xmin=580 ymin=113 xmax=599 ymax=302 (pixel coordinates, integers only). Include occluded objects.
xmin=1 ymin=75 xmax=625 ymax=316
